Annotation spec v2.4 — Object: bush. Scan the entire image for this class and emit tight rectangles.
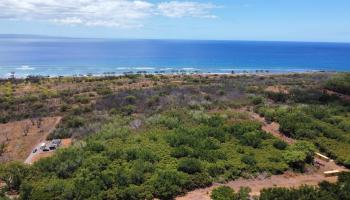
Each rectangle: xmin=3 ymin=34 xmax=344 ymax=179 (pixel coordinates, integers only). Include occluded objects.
xmin=96 ymin=86 xmax=112 ymax=96
xmin=178 ymin=158 xmax=202 ymax=174
xmin=211 ymin=186 xmax=236 ymax=200
xmin=251 ymin=96 xmax=264 ymax=105
xmin=0 ymin=162 xmax=30 ymax=191
xmin=282 ymin=151 xmax=307 ymax=171
xmin=241 ymin=155 xmax=256 ymax=166
xmin=171 ymin=146 xmax=192 ymax=158
xmin=211 ymin=186 xmax=251 ymax=200
xmin=226 ymin=121 xmax=261 ymax=138
xmin=325 ymin=73 xmax=350 ymax=95
xmin=75 ymin=95 xmax=90 ymax=104
xmin=273 ymin=140 xmax=288 ymax=150
xmin=65 ymin=116 xmax=84 ymax=128
xmin=124 ymin=95 xmax=136 ymax=104
xmin=266 ymin=91 xmax=288 ymax=103
xmin=240 ymin=131 xmax=263 ymax=148
xmin=151 ymin=170 xmax=189 ymax=200
xmin=121 ymin=105 xmax=136 ymax=115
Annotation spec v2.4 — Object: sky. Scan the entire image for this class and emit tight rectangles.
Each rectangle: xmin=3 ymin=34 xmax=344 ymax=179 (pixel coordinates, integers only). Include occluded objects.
xmin=0 ymin=0 xmax=350 ymax=42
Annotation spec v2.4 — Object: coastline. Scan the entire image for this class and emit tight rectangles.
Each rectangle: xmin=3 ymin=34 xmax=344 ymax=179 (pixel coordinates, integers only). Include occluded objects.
xmin=0 ymin=68 xmax=339 ymax=80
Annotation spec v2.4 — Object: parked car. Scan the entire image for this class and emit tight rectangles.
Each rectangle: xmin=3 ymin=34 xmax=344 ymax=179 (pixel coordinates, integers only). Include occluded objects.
xmin=43 ymin=147 xmax=50 ymax=152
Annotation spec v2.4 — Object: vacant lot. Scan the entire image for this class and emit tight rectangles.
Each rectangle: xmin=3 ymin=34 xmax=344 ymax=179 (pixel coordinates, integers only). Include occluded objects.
xmin=0 ymin=116 xmax=61 ymax=162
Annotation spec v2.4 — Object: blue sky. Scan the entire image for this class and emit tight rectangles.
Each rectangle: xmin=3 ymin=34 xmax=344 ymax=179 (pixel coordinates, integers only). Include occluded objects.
xmin=0 ymin=0 xmax=349 ymax=42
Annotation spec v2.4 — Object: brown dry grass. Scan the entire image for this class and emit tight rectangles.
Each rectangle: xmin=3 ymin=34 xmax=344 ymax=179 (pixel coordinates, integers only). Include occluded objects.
xmin=265 ymin=85 xmax=289 ymax=94
xmin=0 ymin=116 xmax=61 ymax=163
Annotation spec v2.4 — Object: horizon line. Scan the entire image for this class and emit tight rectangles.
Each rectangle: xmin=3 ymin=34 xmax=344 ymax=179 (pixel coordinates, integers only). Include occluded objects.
xmin=1 ymin=33 xmax=350 ymax=45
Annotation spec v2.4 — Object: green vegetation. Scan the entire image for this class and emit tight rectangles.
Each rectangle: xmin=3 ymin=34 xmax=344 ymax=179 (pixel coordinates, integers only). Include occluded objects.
xmin=257 ymin=104 xmax=350 ymax=167
xmin=0 ymin=73 xmax=349 ymax=199
xmin=0 ymin=109 xmax=299 ymax=199
xmin=210 ymin=172 xmax=350 ymax=200
xmin=325 ymin=73 xmax=350 ymax=95
xmin=211 ymin=186 xmax=250 ymax=200
xmin=259 ymin=172 xmax=350 ymax=200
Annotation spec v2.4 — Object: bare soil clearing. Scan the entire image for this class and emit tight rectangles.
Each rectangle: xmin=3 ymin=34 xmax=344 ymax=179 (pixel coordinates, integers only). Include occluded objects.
xmin=0 ymin=117 xmax=61 ymax=162
xmin=25 ymin=138 xmax=72 ymax=164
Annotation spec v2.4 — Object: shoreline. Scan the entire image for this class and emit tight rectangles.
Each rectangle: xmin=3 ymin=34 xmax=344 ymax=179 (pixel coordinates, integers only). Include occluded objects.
xmin=0 ymin=69 xmax=340 ymax=80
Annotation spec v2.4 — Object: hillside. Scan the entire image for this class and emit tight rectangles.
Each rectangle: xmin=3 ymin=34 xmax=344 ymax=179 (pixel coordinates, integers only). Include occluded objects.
xmin=0 ymin=73 xmax=349 ymax=199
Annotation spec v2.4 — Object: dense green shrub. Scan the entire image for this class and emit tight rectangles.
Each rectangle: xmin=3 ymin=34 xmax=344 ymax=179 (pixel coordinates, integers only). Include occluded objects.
xmin=75 ymin=95 xmax=90 ymax=104
xmin=65 ymin=116 xmax=85 ymax=128
xmin=150 ymin=170 xmax=189 ymax=200
xmin=178 ymin=158 xmax=202 ymax=174
xmin=121 ymin=105 xmax=136 ymax=115
xmin=325 ymin=73 xmax=350 ymax=95
xmin=266 ymin=91 xmax=288 ymax=102
xmin=95 ymin=86 xmax=112 ymax=95
xmin=260 ymin=172 xmax=350 ymax=200
xmin=211 ymin=186 xmax=236 ymax=200
xmin=241 ymin=154 xmax=256 ymax=166
xmin=211 ymin=186 xmax=251 ymax=200
xmin=273 ymin=140 xmax=288 ymax=150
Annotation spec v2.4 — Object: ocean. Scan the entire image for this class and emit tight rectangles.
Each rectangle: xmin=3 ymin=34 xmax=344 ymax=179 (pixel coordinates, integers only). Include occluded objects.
xmin=0 ymin=37 xmax=349 ymax=77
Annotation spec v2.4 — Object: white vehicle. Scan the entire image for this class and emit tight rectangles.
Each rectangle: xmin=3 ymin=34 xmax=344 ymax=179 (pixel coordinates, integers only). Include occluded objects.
xmin=39 ymin=143 xmax=46 ymax=150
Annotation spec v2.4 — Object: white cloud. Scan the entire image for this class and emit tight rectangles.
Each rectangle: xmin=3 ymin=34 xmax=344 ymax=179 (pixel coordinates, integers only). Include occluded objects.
xmin=0 ymin=0 xmax=217 ymax=28
xmin=157 ymin=1 xmax=217 ymax=18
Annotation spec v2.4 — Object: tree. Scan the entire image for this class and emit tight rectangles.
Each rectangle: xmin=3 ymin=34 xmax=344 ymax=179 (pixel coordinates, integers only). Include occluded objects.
xmin=0 ymin=162 xmax=29 ymax=191
xmin=240 ymin=131 xmax=263 ymax=148
xmin=282 ymin=150 xmax=307 ymax=171
xmin=290 ymin=141 xmax=316 ymax=164
xmin=23 ymin=123 xmax=30 ymax=137
xmin=273 ymin=140 xmax=288 ymax=150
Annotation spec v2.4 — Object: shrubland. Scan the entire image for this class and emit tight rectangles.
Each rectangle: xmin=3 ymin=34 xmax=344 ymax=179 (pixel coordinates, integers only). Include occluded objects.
xmin=0 ymin=72 xmax=349 ymax=199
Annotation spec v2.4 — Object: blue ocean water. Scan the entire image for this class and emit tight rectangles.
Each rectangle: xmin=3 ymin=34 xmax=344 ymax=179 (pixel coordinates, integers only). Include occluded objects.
xmin=0 ymin=37 xmax=349 ymax=77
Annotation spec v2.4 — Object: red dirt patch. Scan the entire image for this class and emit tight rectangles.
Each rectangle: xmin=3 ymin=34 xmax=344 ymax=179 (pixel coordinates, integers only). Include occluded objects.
xmin=28 ymin=139 xmax=72 ymax=164
xmin=0 ymin=117 xmax=61 ymax=163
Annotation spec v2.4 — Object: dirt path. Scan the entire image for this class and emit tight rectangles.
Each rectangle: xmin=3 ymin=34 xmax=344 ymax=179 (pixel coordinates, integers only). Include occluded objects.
xmin=324 ymin=89 xmax=350 ymax=102
xmin=176 ymin=110 xmax=348 ymax=200
xmin=249 ymin=112 xmax=295 ymax=144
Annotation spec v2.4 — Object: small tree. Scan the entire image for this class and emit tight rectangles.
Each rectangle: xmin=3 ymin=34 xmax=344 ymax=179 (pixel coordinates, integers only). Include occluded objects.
xmin=0 ymin=162 xmax=29 ymax=191
xmin=0 ymin=142 xmax=6 ymax=156
xmin=23 ymin=123 xmax=30 ymax=136
xmin=282 ymin=150 xmax=307 ymax=171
